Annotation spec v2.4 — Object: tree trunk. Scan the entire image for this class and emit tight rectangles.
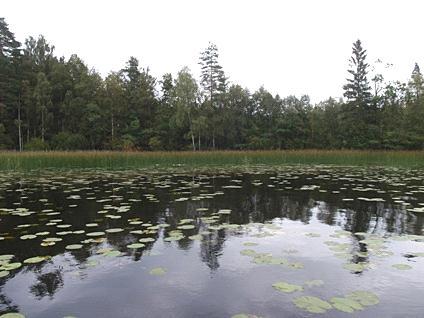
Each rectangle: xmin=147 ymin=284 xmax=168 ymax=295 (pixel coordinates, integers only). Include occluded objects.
xmin=187 ymin=112 xmax=196 ymax=151
xmin=111 ymin=112 xmax=115 ymax=143
xmin=41 ymin=107 xmax=45 ymax=142
xmin=17 ymin=93 xmax=22 ymax=151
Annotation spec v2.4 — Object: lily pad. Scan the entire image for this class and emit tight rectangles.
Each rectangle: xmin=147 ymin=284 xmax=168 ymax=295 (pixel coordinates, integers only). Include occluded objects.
xmin=65 ymin=244 xmax=83 ymax=250
xmin=0 ymin=314 xmax=26 ymax=318
xmin=272 ymin=281 xmax=303 ymax=293
xmin=23 ymin=256 xmax=48 ymax=264
xmin=293 ymin=296 xmax=332 ymax=313
xmin=0 ymin=271 xmax=10 ymax=278
xmin=346 ymin=290 xmax=379 ymax=306
xmin=105 ymin=228 xmax=124 ymax=233
xmin=240 ymin=249 xmax=257 ymax=257
xmin=177 ymin=225 xmax=195 ymax=230
xmin=392 ymin=263 xmax=412 ymax=270
xmin=330 ymin=297 xmax=364 ymax=313
xmin=0 ymin=262 xmax=22 ymax=271
xmin=86 ymin=231 xmax=105 ymax=237
xmin=127 ymin=243 xmax=145 ymax=249
xmin=20 ymin=234 xmax=36 ymax=240
xmin=149 ymin=267 xmax=167 ymax=275
xmin=139 ymin=237 xmax=155 ymax=243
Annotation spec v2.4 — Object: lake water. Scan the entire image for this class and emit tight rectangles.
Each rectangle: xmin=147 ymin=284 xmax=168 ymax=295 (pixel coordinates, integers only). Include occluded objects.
xmin=0 ymin=165 xmax=423 ymax=318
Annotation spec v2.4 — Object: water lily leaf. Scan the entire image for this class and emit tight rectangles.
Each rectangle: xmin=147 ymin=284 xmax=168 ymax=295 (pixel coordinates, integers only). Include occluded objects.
xmin=105 ymin=228 xmax=124 ymax=233
xmin=23 ymin=256 xmax=49 ymax=264
xmin=330 ymin=297 xmax=364 ymax=313
xmin=392 ymin=263 xmax=412 ymax=270
xmin=86 ymin=231 xmax=105 ymax=237
xmin=43 ymin=237 xmax=62 ymax=242
xmin=139 ymin=238 xmax=155 ymax=243
xmin=240 ymin=249 xmax=257 ymax=257
xmin=293 ymin=296 xmax=332 ymax=313
xmin=65 ymin=244 xmax=83 ymax=250
xmin=343 ymin=263 xmax=368 ymax=272
xmin=0 ymin=262 xmax=22 ymax=271
xmin=20 ymin=234 xmax=36 ymax=240
xmin=127 ymin=243 xmax=145 ymax=249
xmin=346 ymin=291 xmax=379 ymax=306
xmin=188 ymin=234 xmax=202 ymax=241
xmin=164 ymin=236 xmax=183 ymax=242
xmin=149 ymin=267 xmax=166 ymax=275
xmin=102 ymin=250 xmax=122 ymax=257
xmin=243 ymin=242 xmax=258 ymax=247
xmin=130 ymin=230 xmax=144 ymax=235
xmin=0 ymin=270 xmax=10 ymax=278
xmin=177 ymin=225 xmax=195 ymax=230
xmin=0 ymin=313 xmax=26 ymax=318
xmin=272 ymin=281 xmax=303 ymax=293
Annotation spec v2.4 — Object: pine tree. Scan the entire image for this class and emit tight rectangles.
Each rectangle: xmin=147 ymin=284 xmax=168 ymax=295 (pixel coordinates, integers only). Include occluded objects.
xmin=343 ymin=40 xmax=372 ymax=105
xmin=0 ymin=17 xmax=20 ymax=57
xmin=342 ymin=40 xmax=374 ymax=148
xmin=198 ymin=42 xmax=227 ymax=149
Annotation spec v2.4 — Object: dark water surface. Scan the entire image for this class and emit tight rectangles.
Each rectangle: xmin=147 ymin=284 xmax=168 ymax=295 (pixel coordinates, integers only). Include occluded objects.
xmin=0 ymin=165 xmax=423 ymax=318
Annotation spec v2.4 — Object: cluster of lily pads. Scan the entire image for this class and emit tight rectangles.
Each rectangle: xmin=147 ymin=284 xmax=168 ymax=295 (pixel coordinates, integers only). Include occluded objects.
xmin=0 ymin=166 xmax=423 ymax=317
xmin=271 ymin=279 xmax=379 ymax=314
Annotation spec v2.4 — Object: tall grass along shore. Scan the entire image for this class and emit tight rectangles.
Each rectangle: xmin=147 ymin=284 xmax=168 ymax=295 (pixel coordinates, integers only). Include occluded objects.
xmin=1 ymin=150 xmax=424 ymax=171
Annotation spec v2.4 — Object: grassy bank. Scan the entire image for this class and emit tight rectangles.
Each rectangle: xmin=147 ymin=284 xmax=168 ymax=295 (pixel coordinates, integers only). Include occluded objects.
xmin=1 ymin=150 xmax=424 ymax=171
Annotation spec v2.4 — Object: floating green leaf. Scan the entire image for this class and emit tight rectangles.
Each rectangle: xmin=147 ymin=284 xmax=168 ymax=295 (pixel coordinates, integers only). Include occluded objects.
xmin=330 ymin=297 xmax=364 ymax=313
xmin=127 ymin=243 xmax=145 ymax=249
xmin=0 ymin=313 xmax=26 ymax=318
xmin=0 ymin=271 xmax=10 ymax=278
xmin=346 ymin=291 xmax=379 ymax=306
xmin=293 ymin=296 xmax=332 ymax=313
xmin=392 ymin=263 xmax=412 ymax=270
xmin=65 ymin=244 xmax=83 ymax=250
xmin=23 ymin=256 xmax=48 ymax=264
xmin=149 ymin=267 xmax=167 ymax=275
xmin=272 ymin=281 xmax=303 ymax=293
xmin=139 ymin=237 xmax=155 ymax=243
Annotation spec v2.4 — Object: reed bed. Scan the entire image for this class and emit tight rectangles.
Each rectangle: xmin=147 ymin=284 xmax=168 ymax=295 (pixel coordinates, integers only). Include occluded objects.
xmin=1 ymin=150 xmax=424 ymax=171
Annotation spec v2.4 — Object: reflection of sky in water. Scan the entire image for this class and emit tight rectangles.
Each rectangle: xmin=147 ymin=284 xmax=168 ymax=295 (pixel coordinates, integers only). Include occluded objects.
xmin=0 ymin=166 xmax=423 ymax=317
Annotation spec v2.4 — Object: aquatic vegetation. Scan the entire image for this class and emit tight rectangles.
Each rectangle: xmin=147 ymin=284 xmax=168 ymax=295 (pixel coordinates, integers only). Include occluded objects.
xmin=127 ymin=243 xmax=145 ymax=249
xmin=330 ymin=297 xmax=364 ymax=313
xmin=272 ymin=281 xmax=303 ymax=293
xmin=23 ymin=256 xmax=49 ymax=264
xmin=65 ymin=244 xmax=83 ymax=250
xmin=392 ymin=263 xmax=412 ymax=270
xmin=292 ymin=296 xmax=332 ymax=313
xmin=0 ymin=313 xmax=26 ymax=318
xmin=346 ymin=291 xmax=379 ymax=306
xmin=0 ymin=166 xmax=422 ymax=317
xmin=149 ymin=267 xmax=167 ymax=276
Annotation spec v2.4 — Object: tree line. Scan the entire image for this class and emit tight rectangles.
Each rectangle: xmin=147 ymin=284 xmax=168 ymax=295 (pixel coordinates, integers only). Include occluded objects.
xmin=1 ymin=17 xmax=423 ymax=151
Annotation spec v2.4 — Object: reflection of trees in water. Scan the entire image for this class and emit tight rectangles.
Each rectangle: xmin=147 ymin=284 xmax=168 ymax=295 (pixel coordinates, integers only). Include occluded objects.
xmin=30 ymin=269 xmax=64 ymax=299
xmin=199 ymin=231 xmax=226 ymax=271
xmin=0 ymin=286 xmax=19 ymax=314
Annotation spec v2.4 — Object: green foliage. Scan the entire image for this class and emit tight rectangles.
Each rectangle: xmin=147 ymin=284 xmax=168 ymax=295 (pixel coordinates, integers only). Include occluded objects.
xmin=0 ymin=17 xmax=424 ymax=152
xmin=51 ymin=132 xmax=88 ymax=150
xmin=25 ymin=138 xmax=49 ymax=151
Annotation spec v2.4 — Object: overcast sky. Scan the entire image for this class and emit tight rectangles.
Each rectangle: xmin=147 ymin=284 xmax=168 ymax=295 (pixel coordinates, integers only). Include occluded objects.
xmin=3 ymin=0 xmax=424 ymax=102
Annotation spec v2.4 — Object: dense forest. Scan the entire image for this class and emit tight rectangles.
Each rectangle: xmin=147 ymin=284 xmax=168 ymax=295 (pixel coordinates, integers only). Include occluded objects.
xmin=1 ymin=17 xmax=424 ymax=151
